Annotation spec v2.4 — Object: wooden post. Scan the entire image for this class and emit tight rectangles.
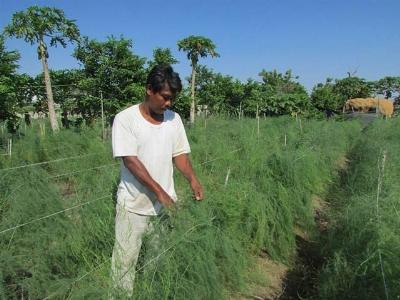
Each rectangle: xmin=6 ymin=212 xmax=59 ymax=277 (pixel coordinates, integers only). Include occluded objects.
xmin=40 ymin=123 xmax=46 ymax=136
xmin=299 ymin=117 xmax=303 ymax=133
xmin=376 ymin=98 xmax=381 ymax=117
xmin=256 ymin=104 xmax=260 ymax=139
xmin=239 ymin=102 xmax=242 ymax=120
xmin=100 ymin=91 xmax=105 ymax=141
xmin=8 ymin=138 xmax=12 ymax=158
xmin=284 ymin=134 xmax=287 ymax=147
xmin=224 ymin=167 xmax=231 ymax=187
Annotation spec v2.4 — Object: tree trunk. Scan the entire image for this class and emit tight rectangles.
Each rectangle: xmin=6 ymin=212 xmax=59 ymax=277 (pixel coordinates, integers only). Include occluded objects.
xmin=190 ymin=62 xmax=196 ymax=124
xmin=39 ymin=41 xmax=59 ymax=132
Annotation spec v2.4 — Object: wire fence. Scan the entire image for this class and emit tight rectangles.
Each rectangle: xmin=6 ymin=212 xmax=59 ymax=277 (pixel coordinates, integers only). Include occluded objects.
xmin=49 ymin=162 xmax=120 ymax=179
xmin=0 ymin=195 xmax=111 ymax=235
xmin=0 ymin=152 xmax=106 ymax=172
xmin=43 ymin=219 xmax=215 ymax=300
xmin=0 ymin=145 xmax=243 ymax=297
xmin=0 ymin=147 xmax=241 ymax=235
xmin=1 ymin=145 xmax=241 ymax=179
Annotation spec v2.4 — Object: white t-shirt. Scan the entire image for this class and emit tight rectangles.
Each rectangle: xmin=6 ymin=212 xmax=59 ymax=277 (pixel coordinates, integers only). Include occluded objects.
xmin=112 ymin=104 xmax=191 ymax=216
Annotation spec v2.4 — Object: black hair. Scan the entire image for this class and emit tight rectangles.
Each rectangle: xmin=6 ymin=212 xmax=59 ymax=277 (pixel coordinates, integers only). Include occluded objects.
xmin=146 ymin=64 xmax=182 ymax=95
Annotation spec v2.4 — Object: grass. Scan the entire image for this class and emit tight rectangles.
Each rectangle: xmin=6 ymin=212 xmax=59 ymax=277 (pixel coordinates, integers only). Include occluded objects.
xmin=318 ymin=118 xmax=400 ymax=300
xmin=0 ymin=116 xmax=361 ymax=299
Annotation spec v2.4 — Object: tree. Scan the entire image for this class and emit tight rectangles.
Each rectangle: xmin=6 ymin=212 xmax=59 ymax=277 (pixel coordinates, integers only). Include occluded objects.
xmin=14 ymin=73 xmax=36 ymax=126
xmin=147 ymin=47 xmax=178 ymax=70
xmin=311 ymin=78 xmax=342 ymax=111
xmin=35 ymin=69 xmax=83 ymax=128
xmin=177 ymin=35 xmax=219 ymax=124
xmin=311 ymin=76 xmax=374 ymax=113
xmin=4 ymin=6 xmax=80 ymax=132
xmin=259 ymin=69 xmax=305 ymax=94
xmin=242 ymin=79 xmax=265 ymax=116
xmin=193 ymin=65 xmax=244 ymax=115
xmin=0 ymin=35 xmax=20 ymax=132
xmin=258 ymin=69 xmax=310 ymax=116
xmin=73 ymin=36 xmax=146 ymax=124
xmin=172 ymin=87 xmax=191 ymax=120
xmin=373 ymin=76 xmax=400 ymax=100
xmin=332 ymin=76 xmax=372 ymax=104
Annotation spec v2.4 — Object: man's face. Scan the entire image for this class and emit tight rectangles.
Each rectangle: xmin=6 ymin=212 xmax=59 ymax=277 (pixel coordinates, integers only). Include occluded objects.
xmin=146 ymin=84 xmax=174 ymax=115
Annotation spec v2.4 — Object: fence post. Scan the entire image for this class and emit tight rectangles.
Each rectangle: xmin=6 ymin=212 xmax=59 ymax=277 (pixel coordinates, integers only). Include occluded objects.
xmin=376 ymin=98 xmax=381 ymax=117
xmin=100 ymin=91 xmax=105 ymax=141
xmin=299 ymin=117 xmax=303 ymax=133
xmin=224 ymin=167 xmax=231 ymax=187
xmin=39 ymin=123 xmax=46 ymax=136
xmin=8 ymin=138 xmax=12 ymax=158
xmin=256 ymin=104 xmax=260 ymax=139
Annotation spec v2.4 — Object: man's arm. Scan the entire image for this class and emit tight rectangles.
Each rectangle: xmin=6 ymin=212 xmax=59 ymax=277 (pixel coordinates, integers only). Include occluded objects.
xmin=173 ymin=154 xmax=204 ymax=201
xmin=122 ymin=156 xmax=174 ymax=207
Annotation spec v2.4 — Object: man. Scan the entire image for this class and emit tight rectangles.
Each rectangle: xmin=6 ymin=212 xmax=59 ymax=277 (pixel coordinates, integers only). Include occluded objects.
xmin=110 ymin=64 xmax=203 ymax=296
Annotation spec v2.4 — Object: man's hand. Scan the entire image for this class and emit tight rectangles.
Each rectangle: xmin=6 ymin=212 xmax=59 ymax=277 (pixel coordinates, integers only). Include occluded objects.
xmin=156 ymin=189 xmax=175 ymax=207
xmin=174 ymin=154 xmax=204 ymax=201
xmin=123 ymin=156 xmax=175 ymax=208
xmin=190 ymin=178 xmax=204 ymax=201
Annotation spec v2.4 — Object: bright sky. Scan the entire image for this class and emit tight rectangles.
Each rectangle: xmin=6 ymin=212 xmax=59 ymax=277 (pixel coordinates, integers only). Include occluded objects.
xmin=1 ymin=0 xmax=399 ymax=91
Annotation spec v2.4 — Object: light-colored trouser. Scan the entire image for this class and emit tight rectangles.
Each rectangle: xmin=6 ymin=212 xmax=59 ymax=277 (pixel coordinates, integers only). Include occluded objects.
xmin=110 ymin=203 xmax=155 ymax=298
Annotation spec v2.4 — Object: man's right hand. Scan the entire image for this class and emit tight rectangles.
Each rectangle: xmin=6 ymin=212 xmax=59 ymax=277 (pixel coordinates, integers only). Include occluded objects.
xmin=156 ymin=189 xmax=174 ymax=207
xmin=123 ymin=156 xmax=175 ymax=208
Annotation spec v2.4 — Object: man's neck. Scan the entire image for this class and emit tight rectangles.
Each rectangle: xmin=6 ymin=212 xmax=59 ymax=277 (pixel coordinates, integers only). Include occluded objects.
xmin=139 ymin=102 xmax=164 ymax=124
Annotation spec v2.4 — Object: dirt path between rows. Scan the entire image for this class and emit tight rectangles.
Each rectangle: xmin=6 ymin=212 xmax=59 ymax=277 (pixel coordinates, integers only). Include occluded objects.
xmin=230 ymin=194 xmax=331 ymax=300
xmin=232 ymin=154 xmax=351 ymax=300
xmin=277 ymin=196 xmax=330 ymax=300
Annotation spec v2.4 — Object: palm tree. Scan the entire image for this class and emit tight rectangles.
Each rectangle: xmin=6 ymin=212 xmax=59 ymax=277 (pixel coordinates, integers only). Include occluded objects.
xmin=177 ymin=36 xmax=219 ymax=124
xmin=148 ymin=47 xmax=178 ymax=70
xmin=5 ymin=6 xmax=80 ymax=132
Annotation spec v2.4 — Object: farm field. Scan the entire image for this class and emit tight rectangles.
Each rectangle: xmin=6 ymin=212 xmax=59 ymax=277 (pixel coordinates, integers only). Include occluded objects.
xmin=1 ymin=2 xmax=400 ymax=299
xmin=2 ymin=116 xmax=398 ymax=299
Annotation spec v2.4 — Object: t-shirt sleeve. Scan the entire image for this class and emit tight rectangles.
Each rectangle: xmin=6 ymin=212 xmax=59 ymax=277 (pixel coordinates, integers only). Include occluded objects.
xmin=112 ymin=115 xmax=138 ymax=157
xmin=173 ymin=114 xmax=191 ymax=157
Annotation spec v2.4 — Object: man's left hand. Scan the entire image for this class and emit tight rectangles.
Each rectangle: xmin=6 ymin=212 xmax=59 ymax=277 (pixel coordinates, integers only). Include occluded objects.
xmin=190 ymin=179 xmax=204 ymax=201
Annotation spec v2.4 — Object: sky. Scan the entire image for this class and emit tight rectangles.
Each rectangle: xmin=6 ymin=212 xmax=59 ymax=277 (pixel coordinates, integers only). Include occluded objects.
xmin=0 ymin=0 xmax=399 ymax=91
